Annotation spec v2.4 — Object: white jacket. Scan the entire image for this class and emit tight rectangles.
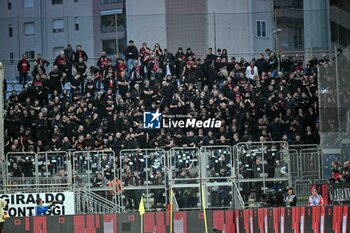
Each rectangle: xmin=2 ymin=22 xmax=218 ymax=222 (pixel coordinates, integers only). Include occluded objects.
xmin=0 ymin=199 xmax=7 ymax=223
xmin=245 ymin=65 xmax=259 ymax=80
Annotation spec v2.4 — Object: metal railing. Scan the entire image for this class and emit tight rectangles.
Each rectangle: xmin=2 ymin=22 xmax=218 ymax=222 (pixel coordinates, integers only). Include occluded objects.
xmin=289 ymin=144 xmax=322 ymax=181
xmin=75 ymin=188 xmax=124 ymax=214
xmin=119 ymin=148 xmax=168 ymax=212
xmin=2 ymin=143 xmax=328 ymax=213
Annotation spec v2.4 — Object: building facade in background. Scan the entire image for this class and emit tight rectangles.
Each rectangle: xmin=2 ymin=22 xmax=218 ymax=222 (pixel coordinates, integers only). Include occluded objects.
xmin=126 ymin=0 xmax=274 ymax=56
xmin=274 ymin=0 xmax=350 ymax=53
xmin=0 ymin=0 xmax=349 ymax=80
xmin=0 ymin=0 xmax=126 ymax=69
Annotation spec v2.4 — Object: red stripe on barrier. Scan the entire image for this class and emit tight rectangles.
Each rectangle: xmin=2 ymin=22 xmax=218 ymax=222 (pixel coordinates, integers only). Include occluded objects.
xmin=155 ymin=212 xmax=166 ymax=233
xmin=86 ymin=215 xmax=96 ymax=233
xmin=343 ymin=206 xmax=348 ymax=233
xmin=166 ymin=212 xmax=169 ymax=226
xmin=258 ymin=209 xmax=263 ymax=233
xmin=33 ymin=216 xmax=47 ymax=233
xmin=243 ymin=209 xmax=250 ymax=233
xmin=95 ymin=214 xmax=100 ymax=229
xmin=74 ymin=216 xmax=85 ymax=233
xmin=322 ymin=184 xmax=329 ymax=205
xmin=25 ymin=216 xmax=30 ymax=231
xmin=213 ymin=210 xmax=225 ymax=231
xmin=144 ymin=212 xmax=155 ymax=233
xmin=296 ymin=207 xmax=301 ymax=233
xmin=273 ymin=208 xmax=279 ymax=233
xmin=225 ymin=210 xmax=234 ymax=233
xmin=312 ymin=206 xmax=320 ymax=233
xmin=333 ymin=206 xmax=342 ymax=233
xmin=333 ymin=206 xmax=337 ymax=232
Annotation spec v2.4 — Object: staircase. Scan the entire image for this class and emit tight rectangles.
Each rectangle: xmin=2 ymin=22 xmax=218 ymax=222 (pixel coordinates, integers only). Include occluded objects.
xmin=233 ymin=182 xmax=245 ymax=210
xmin=75 ymin=189 xmax=124 ymax=214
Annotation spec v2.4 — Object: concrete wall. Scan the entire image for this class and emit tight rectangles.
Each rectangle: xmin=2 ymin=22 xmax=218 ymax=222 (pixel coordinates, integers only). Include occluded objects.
xmin=165 ymin=0 xmax=207 ymax=55
xmin=0 ymin=0 xmax=94 ymax=80
xmin=207 ymin=0 xmax=273 ymax=57
xmin=41 ymin=1 xmax=94 ymax=60
xmin=303 ymin=0 xmax=329 ymax=51
xmin=126 ymin=0 xmax=167 ymax=50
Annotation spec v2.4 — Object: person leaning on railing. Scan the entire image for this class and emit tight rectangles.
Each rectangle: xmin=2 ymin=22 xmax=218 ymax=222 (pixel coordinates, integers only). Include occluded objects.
xmin=284 ymin=187 xmax=297 ymax=207
xmin=307 ymin=187 xmax=324 ymax=206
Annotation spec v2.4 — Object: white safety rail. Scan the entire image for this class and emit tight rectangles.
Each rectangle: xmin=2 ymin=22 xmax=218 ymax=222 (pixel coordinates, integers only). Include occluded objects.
xmin=201 ymin=146 xmax=234 ymax=209
xmin=119 ymin=149 xmax=167 ymax=212
xmin=75 ymin=188 xmax=124 ymax=214
xmin=3 ymin=143 xmax=328 ymax=212
xmin=234 ymin=141 xmax=291 ymax=207
xmin=169 ymin=147 xmax=201 ymax=210
xmin=289 ymin=145 xmax=322 ymax=181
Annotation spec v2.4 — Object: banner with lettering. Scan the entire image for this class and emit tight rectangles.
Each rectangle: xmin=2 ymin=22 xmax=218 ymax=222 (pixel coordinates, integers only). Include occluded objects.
xmin=329 ymin=183 xmax=350 ymax=204
xmin=0 ymin=192 xmax=75 ymax=217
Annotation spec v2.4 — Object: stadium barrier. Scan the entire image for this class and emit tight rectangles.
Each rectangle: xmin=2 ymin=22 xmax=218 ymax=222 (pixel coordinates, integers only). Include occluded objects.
xmin=289 ymin=144 xmax=322 ymax=181
xmin=234 ymin=142 xmax=291 ymax=207
xmin=119 ymin=148 xmax=168 ymax=212
xmin=3 ymin=205 xmax=350 ymax=233
xmin=3 ymin=144 xmax=330 ymax=213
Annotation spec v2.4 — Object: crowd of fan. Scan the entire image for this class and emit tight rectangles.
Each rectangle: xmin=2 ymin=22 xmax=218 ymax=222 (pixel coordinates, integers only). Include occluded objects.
xmin=5 ymin=41 xmax=322 ymax=157
xmin=330 ymin=160 xmax=350 ymax=183
xmin=4 ymin=40 xmax=328 ymax=209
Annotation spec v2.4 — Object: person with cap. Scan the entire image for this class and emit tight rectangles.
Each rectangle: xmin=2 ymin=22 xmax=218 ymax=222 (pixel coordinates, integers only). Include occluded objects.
xmin=308 ymin=187 xmax=324 ymax=206
xmin=124 ymin=40 xmax=138 ymax=78
xmin=0 ymin=198 xmax=7 ymax=233
xmin=35 ymin=198 xmax=55 ymax=216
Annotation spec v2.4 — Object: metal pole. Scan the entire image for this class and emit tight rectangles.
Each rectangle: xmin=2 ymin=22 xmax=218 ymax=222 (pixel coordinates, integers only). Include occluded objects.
xmin=317 ymin=64 xmax=323 ymax=148
xmin=0 ymin=62 xmax=4 ymax=190
xmin=40 ymin=0 xmax=44 ymax=55
xmin=17 ymin=17 xmax=21 ymax=59
xmin=213 ymin=12 xmax=216 ymax=53
xmin=335 ymin=47 xmax=341 ymax=141
xmin=115 ymin=14 xmax=119 ymax=56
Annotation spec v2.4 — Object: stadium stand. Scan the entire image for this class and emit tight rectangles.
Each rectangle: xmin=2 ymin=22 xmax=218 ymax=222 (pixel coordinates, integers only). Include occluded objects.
xmin=3 ymin=43 xmax=327 ymax=210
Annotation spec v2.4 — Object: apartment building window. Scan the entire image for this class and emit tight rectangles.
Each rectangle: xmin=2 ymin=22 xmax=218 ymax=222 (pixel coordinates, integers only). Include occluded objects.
xmin=256 ymin=20 xmax=266 ymax=38
xmin=8 ymin=0 xmax=12 ymax=9
xmin=9 ymin=24 xmax=13 ymax=37
xmin=24 ymin=22 xmax=35 ymax=35
xmin=74 ymin=0 xmax=78 ymax=2
xmin=100 ymin=0 xmax=121 ymax=5
xmin=52 ymin=0 xmax=63 ymax=5
xmin=292 ymin=0 xmax=303 ymax=9
xmin=10 ymin=52 xmax=14 ymax=64
xmin=74 ymin=17 xmax=79 ymax=31
xmin=102 ymin=39 xmax=125 ymax=55
xmin=25 ymin=51 xmax=35 ymax=61
xmin=24 ymin=0 xmax=34 ymax=8
xmin=100 ymin=9 xmax=124 ymax=33
xmin=293 ymin=26 xmax=303 ymax=49
xmin=53 ymin=19 xmax=64 ymax=33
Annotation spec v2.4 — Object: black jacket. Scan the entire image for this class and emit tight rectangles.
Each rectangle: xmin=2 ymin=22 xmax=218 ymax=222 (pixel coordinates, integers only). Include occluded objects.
xmin=124 ymin=45 xmax=139 ymax=60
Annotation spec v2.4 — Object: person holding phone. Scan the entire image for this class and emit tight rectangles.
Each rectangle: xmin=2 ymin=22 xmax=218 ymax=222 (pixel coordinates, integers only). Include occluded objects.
xmin=35 ymin=198 xmax=55 ymax=216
